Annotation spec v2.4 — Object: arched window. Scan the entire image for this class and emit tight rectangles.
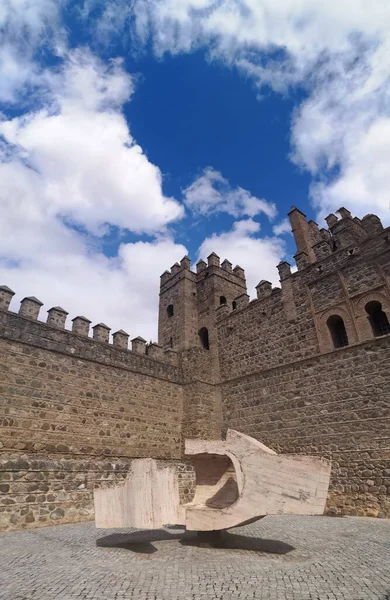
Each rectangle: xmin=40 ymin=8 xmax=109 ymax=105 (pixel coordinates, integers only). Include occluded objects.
xmin=327 ymin=315 xmax=349 ymax=349
xmin=232 ymin=301 xmax=237 ymax=310
xmin=220 ymin=295 xmax=227 ymax=306
xmin=365 ymin=301 xmax=390 ymax=337
xmin=199 ymin=327 xmax=210 ymax=350
xmin=167 ymin=304 xmax=174 ymax=318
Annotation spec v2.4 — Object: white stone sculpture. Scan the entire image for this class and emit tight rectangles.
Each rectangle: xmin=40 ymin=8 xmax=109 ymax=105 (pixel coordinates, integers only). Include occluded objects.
xmin=94 ymin=430 xmax=331 ymax=531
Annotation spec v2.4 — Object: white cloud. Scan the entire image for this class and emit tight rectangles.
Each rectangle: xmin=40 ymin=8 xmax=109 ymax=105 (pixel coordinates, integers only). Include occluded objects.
xmin=129 ymin=0 xmax=390 ymax=224
xmin=198 ymin=219 xmax=286 ymax=296
xmin=291 ymin=46 xmax=390 ymax=223
xmin=184 ymin=167 xmax=276 ymax=219
xmin=0 ymin=48 xmax=187 ymax=340
xmin=0 ymin=50 xmax=183 ymax=236
xmin=272 ymin=219 xmax=291 ymax=236
xmin=0 ymin=0 xmax=63 ymax=103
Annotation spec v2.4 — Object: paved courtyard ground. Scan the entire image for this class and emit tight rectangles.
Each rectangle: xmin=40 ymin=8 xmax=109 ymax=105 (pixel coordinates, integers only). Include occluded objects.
xmin=1 ymin=516 xmax=389 ymax=600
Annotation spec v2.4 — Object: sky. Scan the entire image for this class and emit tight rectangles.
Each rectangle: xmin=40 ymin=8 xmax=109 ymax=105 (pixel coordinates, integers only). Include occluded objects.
xmin=0 ymin=0 xmax=389 ymax=341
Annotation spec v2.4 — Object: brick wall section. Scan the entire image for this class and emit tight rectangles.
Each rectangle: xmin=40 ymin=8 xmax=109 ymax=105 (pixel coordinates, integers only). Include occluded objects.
xmin=220 ymin=336 xmax=390 ymax=517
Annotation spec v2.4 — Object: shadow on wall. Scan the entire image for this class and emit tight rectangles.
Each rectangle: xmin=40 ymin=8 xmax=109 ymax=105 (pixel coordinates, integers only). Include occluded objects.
xmin=96 ymin=529 xmax=295 ymax=555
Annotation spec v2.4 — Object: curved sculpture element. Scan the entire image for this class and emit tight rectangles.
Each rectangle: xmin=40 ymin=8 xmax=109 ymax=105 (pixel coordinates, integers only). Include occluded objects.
xmin=94 ymin=430 xmax=331 ymax=531
xmin=184 ymin=430 xmax=331 ymax=531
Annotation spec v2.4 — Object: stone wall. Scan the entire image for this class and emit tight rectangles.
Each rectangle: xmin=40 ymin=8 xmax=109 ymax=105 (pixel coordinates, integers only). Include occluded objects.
xmin=217 ymin=215 xmax=390 ymax=518
xmin=220 ymin=335 xmax=390 ymax=517
xmin=0 ymin=456 xmax=196 ymax=531
xmin=181 ymin=347 xmax=222 ymax=440
xmin=0 ymin=307 xmax=186 ymax=530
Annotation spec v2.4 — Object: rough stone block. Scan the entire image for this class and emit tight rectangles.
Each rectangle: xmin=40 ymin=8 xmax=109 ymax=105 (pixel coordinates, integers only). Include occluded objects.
xmin=47 ymin=307 xmax=68 ymax=329
xmin=19 ymin=297 xmax=43 ymax=320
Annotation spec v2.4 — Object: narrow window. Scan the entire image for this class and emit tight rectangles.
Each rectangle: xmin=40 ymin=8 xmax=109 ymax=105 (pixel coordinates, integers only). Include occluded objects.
xmin=365 ymin=301 xmax=390 ymax=337
xmin=167 ymin=304 xmax=174 ymax=318
xmin=199 ymin=327 xmax=210 ymax=350
xmin=232 ymin=301 xmax=237 ymax=310
xmin=327 ymin=315 xmax=349 ymax=349
xmin=220 ymin=295 xmax=227 ymax=306
xmin=169 ymin=337 xmax=173 ymax=348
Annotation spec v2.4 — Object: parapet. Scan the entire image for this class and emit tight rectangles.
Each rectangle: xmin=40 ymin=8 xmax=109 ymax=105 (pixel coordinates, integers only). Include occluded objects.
xmin=256 ymin=281 xmax=272 ymax=299
xmin=291 ymin=206 xmax=385 ymax=271
xmin=0 ymin=286 xmax=175 ymax=368
xmin=160 ymin=256 xmax=197 ymax=288
xmin=160 ymin=255 xmax=247 ymax=289
xmin=0 ymin=285 xmax=15 ymax=311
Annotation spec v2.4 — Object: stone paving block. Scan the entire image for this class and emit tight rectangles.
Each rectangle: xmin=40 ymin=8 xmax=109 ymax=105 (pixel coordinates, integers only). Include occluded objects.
xmin=0 ymin=516 xmax=390 ymax=600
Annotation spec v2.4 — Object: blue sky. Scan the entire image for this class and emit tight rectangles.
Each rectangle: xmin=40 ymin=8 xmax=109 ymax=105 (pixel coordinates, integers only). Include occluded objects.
xmin=0 ymin=1 xmax=389 ymax=339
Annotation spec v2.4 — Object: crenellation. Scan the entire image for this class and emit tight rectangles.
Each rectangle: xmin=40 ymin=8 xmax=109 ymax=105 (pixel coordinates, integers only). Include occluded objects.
xmin=19 ymin=296 xmax=43 ymax=320
xmin=277 ymin=261 xmax=292 ymax=280
xmin=328 ymin=209 xmax=368 ymax=248
xmin=131 ymin=336 xmax=147 ymax=354
xmin=112 ymin=329 xmax=129 ymax=349
xmin=160 ymin=270 xmax=171 ymax=285
xmin=207 ymin=252 xmax=220 ymax=267
xmin=337 ymin=207 xmax=352 ymax=219
xmin=147 ymin=342 xmax=163 ymax=359
xmin=180 ymin=256 xmax=191 ymax=270
xmin=92 ymin=323 xmax=111 ymax=344
xmin=221 ymin=259 xmax=232 ymax=273
xmin=361 ymin=214 xmax=384 ymax=237
xmin=164 ymin=348 xmax=178 ymax=365
xmin=47 ymin=307 xmax=68 ymax=329
xmin=196 ymin=259 xmax=207 ymax=273
xmin=171 ymin=262 xmax=181 ymax=275
xmin=232 ymin=265 xmax=245 ymax=280
xmin=0 ymin=285 xmax=15 ymax=311
xmin=72 ymin=316 xmax=91 ymax=337
xmin=325 ymin=213 xmax=338 ymax=228
xmin=256 ymin=280 xmax=272 ymax=299
xmin=294 ymin=251 xmax=310 ymax=270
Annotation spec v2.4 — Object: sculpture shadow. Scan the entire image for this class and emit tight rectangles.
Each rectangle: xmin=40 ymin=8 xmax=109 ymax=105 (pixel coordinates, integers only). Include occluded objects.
xmin=96 ymin=529 xmax=184 ymax=555
xmin=180 ymin=531 xmax=295 ymax=554
xmin=96 ymin=529 xmax=294 ymax=555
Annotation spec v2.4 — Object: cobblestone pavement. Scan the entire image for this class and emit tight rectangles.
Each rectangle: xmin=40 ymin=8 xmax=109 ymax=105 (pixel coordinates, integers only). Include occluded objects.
xmin=1 ymin=516 xmax=389 ymax=600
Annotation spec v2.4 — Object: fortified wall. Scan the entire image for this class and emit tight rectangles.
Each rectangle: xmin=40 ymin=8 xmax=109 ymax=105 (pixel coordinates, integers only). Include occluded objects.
xmin=0 ymin=299 xmax=196 ymax=530
xmin=0 ymin=206 xmax=389 ymax=530
xmin=217 ymin=208 xmax=390 ymax=518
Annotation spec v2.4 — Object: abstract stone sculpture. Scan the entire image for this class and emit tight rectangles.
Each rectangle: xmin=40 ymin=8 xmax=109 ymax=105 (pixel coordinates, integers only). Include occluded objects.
xmin=94 ymin=430 xmax=331 ymax=531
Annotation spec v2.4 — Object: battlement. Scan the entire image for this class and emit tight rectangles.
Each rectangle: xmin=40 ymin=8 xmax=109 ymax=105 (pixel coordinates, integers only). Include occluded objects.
xmin=160 ymin=254 xmax=247 ymax=290
xmin=0 ymin=286 xmax=178 ymax=367
xmin=289 ymin=207 xmax=386 ymax=271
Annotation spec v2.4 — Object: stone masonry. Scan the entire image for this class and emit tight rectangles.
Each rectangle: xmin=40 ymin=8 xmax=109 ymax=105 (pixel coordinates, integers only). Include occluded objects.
xmin=0 ymin=206 xmax=389 ymax=530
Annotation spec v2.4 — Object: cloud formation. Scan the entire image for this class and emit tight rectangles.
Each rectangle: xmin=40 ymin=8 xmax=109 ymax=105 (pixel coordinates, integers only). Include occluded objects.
xmin=0 ymin=0 xmax=63 ymax=103
xmin=130 ymin=0 xmax=390 ymax=223
xmin=183 ymin=167 xmax=276 ymax=219
xmin=0 ymin=49 xmax=186 ymax=339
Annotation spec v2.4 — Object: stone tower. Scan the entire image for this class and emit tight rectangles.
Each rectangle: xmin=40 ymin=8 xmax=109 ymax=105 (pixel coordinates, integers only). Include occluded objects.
xmin=158 ymin=253 xmax=248 ymax=440
xmin=158 ymin=253 xmax=247 ymax=364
